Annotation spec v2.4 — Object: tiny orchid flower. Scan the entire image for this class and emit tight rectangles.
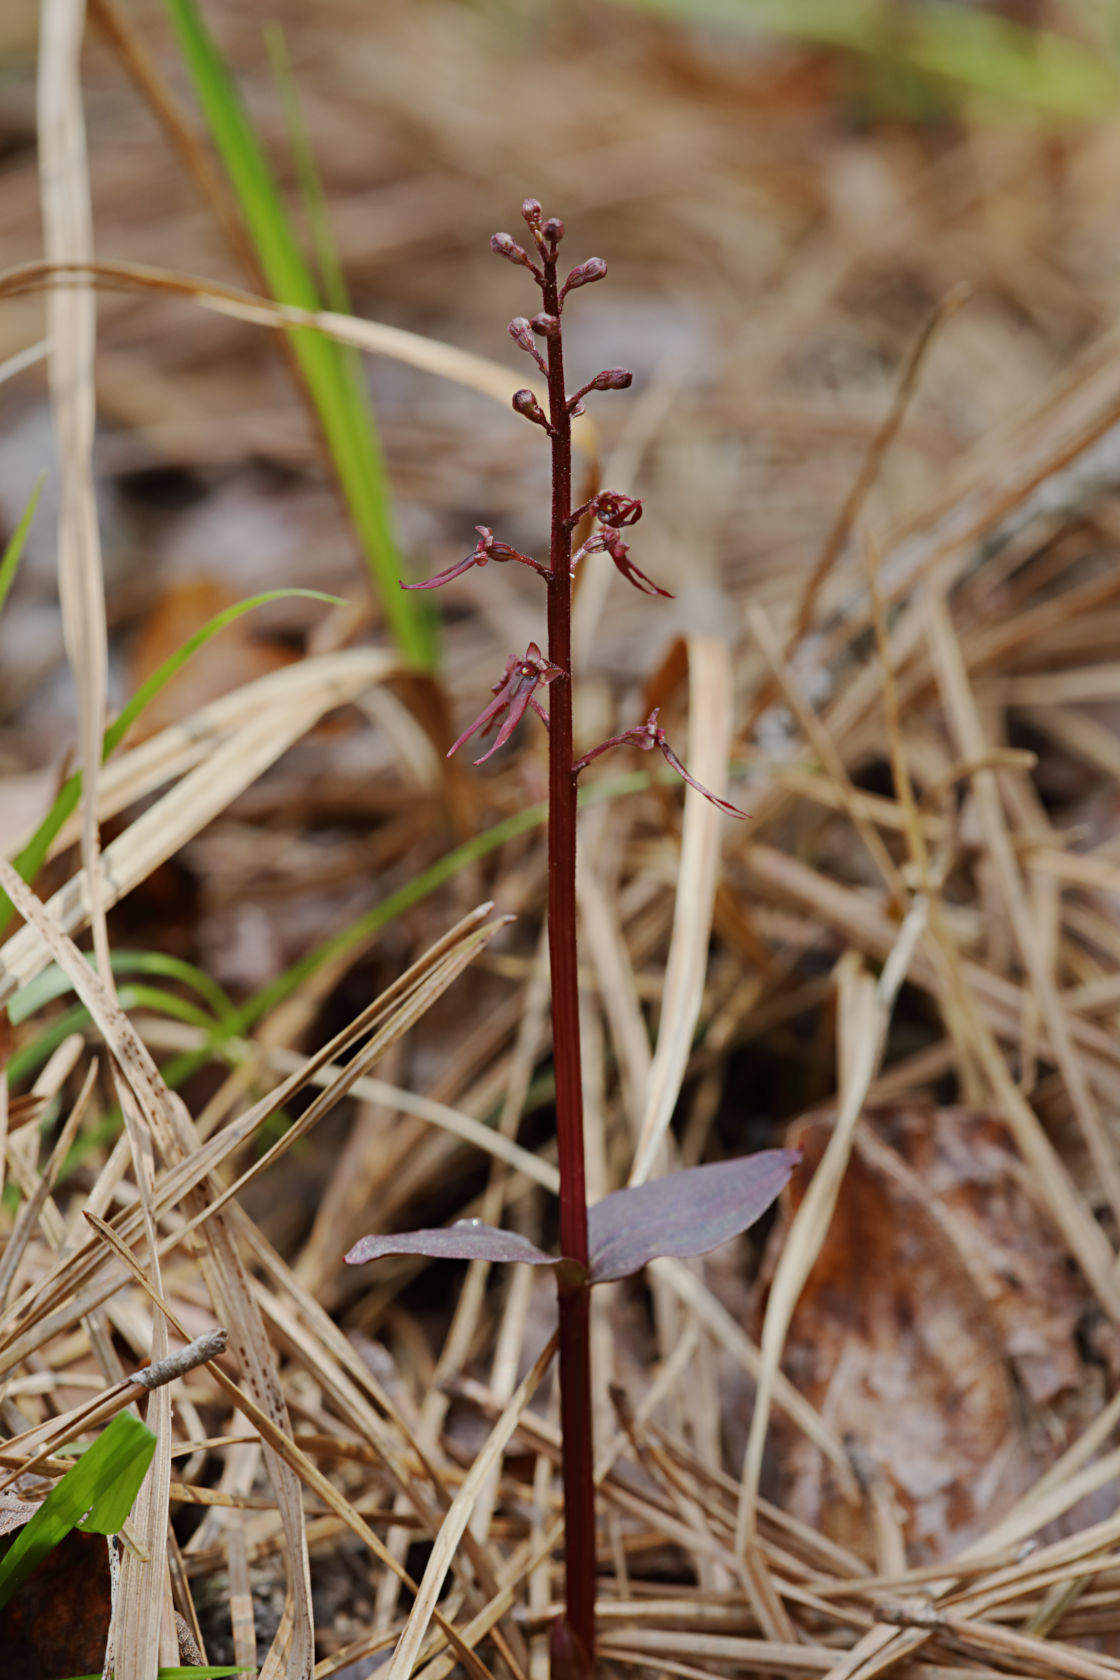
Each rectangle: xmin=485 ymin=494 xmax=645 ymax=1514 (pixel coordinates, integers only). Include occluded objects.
xmin=571 ymin=527 xmax=672 ymax=597
xmin=447 ymin=641 xmax=562 ymax=764
xmin=567 ymin=489 xmax=643 ymax=530
xmin=403 ymin=526 xmax=547 ymax=591
xmin=574 ymin=709 xmax=748 ymax=818
xmin=566 ymin=489 xmax=670 ymax=594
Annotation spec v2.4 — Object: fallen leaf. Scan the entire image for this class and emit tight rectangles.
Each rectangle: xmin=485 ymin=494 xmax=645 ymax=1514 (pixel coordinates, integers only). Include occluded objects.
xmin=757 ymin=1106 xmax=1089 ymax=1563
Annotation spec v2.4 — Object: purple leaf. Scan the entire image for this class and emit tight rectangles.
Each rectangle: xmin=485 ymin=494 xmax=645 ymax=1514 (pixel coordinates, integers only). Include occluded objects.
xmin=587 ymin=1149 xmax=800 ymax=1283
xmin=345 ymin=1218 xmax=562 ymax=1270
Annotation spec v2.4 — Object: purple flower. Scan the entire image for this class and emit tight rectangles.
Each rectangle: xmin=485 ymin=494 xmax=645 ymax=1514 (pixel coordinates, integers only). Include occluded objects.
xmin=448 ymin=642 xmax=562 ymax=764
xmin=403 ymin=527 xmax=547 ymax=591
xmin=574 ymin=710 xmax=748 ymax=818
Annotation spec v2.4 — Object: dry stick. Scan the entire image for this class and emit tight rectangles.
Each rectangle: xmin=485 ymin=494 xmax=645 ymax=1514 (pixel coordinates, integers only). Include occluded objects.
xmin=373 ymin=937 xmax=550 ymax=1651
xmin=745 ymin=282 xmax=969 ymax=735
xmin=0 ymin=1330 xmax=228 ymax=1493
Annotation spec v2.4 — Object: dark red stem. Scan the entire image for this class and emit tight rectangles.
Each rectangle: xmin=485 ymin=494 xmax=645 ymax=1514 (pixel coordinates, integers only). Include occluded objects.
xmin=542 ymin=247 xmax=596 ymax=1672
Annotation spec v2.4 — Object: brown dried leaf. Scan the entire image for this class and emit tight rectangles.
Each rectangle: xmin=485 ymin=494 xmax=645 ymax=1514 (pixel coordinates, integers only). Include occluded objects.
xmin=759 ymin=1106 xmax=1089 ymax=1564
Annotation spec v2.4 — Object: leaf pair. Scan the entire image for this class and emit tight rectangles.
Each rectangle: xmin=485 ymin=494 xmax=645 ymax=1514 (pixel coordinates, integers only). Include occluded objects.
xmin=345 ymin=1148 xmax=799 ymax=1283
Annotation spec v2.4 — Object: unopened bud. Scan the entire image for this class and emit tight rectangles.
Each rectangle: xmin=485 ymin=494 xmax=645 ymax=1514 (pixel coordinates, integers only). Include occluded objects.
xmin=491 ymin=232 xmax=533 ymax=269
xmin=562 ymin=257 xmax=607 ymax=295
xmin=512 ymin=388 xmax=550 ymax=430
xmin=591 ymin=368 xmax=633 ymax=391
xmin=530 ymin=312 xmax=560 ymax=338
xmin=521 ymin=198 xmax=543 ymax=227
xmin=542 ymin=217 xmax=565 ymax=244
xmin=507 ymin=317 xmax=535 ymax=352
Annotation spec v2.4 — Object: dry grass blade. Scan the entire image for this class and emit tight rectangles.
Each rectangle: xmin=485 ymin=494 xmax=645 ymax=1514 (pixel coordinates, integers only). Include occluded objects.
xmin=0 ymin=1059 xmax=94 ymax=1307
xmin=630 ymin=635 xmax=735 ymax=1186
xmin=0 ymin=258 xmax=598 ymax=459
xmin=10 ymin=645 xmax=399 ymax=866
xmin=925 ymin=583 xmax=1120 ymax=1224
xmin=86 ymin=1216 xmax=497 ymax=1680
xmin=737 ymin=897 xmax=929 ymax=1551
xmin=0 ymin=648 xmax=397 ymax=1001
xmin=37 ymin=0 xmax=111 ymax=987
xmin=384 ymin=1333 xmax=557 ymax=1680
xmin=748 ymin=281 xmax=969 ymax=732
xmin=164 ymin=915 xmax=514 ymax=1250
xmin=0 ymin=857 xmax=318 ymax=1675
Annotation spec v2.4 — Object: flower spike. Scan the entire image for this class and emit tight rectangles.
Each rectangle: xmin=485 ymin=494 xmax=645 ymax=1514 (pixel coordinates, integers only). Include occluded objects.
xmin=448 ymin=642 xmax=562 ymax=764
xmin=574 ymin=710 xmax=748 ymax=818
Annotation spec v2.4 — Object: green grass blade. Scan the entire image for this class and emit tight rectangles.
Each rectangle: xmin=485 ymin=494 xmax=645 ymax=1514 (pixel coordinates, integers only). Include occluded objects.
xmin=163 ymin=0 xmax=434 ymax=667
xmin=5 ymin=1003 xmax=91 ymax=1084
xmin=0 ymin=475 xmax=44 ymax=619
xmin=9 ymin=949 xmax=236 ymax=1028
xmin=7 ymin=982 xmax=224 ymax=1092
xmin=264 ymin=23 xmax=351 ymax=316
xmin=0 ymin=587 xmax=341 ymax=936
xmin=0 ymin=1413 xmax=156 ymax=1611
xmin=59 ymin=1669 xmax=249 ymax=1679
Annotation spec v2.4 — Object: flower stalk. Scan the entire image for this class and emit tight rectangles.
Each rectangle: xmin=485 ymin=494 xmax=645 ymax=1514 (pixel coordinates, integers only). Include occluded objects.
xmin=380 ymin=198 xmax=754 ymax=1676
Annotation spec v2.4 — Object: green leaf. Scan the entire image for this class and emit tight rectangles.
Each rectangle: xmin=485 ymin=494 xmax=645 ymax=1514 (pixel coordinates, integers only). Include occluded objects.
xmin=164 ymin=0 xmax=435 ymax=668
xmin=0 ymin=475 xmax=44 ymax=619
xmin=0 ymin=1413 xmax=156 ymax=1611
xmin=0 ymin=586 xmax=341 ymax=937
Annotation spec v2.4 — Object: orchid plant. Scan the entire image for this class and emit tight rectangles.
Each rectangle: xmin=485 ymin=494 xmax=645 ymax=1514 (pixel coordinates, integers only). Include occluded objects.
xmin=345 ymin=201 xmax=798 ymax=1677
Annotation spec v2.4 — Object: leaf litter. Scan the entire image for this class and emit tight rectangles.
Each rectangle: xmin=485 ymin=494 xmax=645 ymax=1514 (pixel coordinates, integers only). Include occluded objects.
xmin=5 ymin=1 xmax=1120 ymax=1677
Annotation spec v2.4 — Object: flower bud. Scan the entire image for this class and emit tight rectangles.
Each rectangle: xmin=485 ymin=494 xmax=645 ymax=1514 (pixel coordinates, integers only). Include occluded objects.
xmin=542 ymin=216 xmax=565 ymax=244
xmin=521 ymin=198 xmax=543 ymax=227
xmin=512 ymin=388 xmax=550 ymax=430
xmin=530 ymin=312 xmax=560 ymax=338
xmin=562 ymin=257 xmax=607 ymax=295
xmin=491 ymin=232 xmax=533 ymax=269
xmin=591 ymin=367 xmax=633 ymax=391
xmin=507 ymin=317 xmax=535 ymax=352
